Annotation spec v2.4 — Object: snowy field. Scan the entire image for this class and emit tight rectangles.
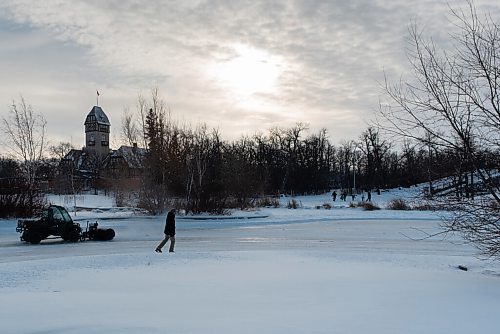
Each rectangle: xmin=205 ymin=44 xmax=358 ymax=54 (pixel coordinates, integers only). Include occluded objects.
xmin=1 ymin=189 xmax=500 ymax=334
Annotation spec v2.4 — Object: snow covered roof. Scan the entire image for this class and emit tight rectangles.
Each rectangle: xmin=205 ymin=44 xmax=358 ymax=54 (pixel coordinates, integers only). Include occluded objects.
xmin=62 ymin=145 xmax=146 ymax=173
xmin=62 ymin=149 xmax=85 ymax=169
xmin=85 ymin=106 xmax=110 ymax=126
xmin=109 ymin=145 xmax=147 ymax=169
xmin=62 ymin=149 xmax=100 ymax=172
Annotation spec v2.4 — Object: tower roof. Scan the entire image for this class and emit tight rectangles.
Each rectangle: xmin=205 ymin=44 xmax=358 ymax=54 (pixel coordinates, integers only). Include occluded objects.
xmin=85 ymin=106 xmax=110 ymax=126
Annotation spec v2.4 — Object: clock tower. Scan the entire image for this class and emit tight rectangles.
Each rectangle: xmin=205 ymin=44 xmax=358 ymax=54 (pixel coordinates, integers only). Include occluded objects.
xmin=84 ymin=106 xmax=110 ymax=157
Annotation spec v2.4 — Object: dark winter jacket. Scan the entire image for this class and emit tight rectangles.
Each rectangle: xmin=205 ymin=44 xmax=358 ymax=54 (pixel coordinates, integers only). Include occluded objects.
xmin=164 ymin=210 xmax=176 ymax=236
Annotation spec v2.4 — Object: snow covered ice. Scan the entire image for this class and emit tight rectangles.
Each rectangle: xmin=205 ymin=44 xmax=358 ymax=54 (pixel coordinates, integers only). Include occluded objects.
xmin=1 ymin=190 xmax=500 ymax=334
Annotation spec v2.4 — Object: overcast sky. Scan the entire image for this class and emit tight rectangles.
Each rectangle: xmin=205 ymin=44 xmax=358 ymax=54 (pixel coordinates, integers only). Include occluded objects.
xmin=1 ymin=0 xmax=499 ymax=153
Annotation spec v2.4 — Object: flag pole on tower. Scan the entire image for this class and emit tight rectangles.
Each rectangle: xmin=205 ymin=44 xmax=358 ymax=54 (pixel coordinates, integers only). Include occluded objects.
xmin=96 ymin=90 xmax=100 ymax=106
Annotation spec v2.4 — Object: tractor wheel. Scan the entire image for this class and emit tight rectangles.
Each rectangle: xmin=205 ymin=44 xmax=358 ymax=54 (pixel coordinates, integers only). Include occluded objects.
xmin=29 ymin=232 xmax=42 ymax=244
xmin=68 ymin=229 xmax=80 ymax=242
xmin=105 ymin=228 xmax=115 ymax=240
xmin=21 ymin=231 xmax=29 ymax=242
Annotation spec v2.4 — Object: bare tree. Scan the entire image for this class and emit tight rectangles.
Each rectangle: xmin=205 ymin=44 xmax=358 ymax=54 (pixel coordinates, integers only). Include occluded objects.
xmin=120 ymin=107 xmax=140 ymax=147
xmin=49 ymin=142 xmax=74 ymax=160
xmin=186 ymin=125 xmax=210 ymax=212
xmin=137 ymin=93 xmax=149 ymax=149
xmin=359 ymin=127 xmax=391 ymax=191
xmin=380 ymin=1 xmax=500 ymax=257
xmin=1 ymin=96 xmax=47 ymax=214
xmin=132 ymin=87 xmax=167 ymax=150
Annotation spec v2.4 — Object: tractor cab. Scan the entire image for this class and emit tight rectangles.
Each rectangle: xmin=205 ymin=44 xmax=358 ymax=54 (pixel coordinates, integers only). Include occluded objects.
xmin=45 ymin=205 xmax=73 ymax=226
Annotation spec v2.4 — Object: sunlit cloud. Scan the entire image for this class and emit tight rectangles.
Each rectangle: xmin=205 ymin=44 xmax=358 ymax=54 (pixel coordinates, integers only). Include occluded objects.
xmin=0 ymin=0 xmax=499 ymax=150
xmin=206 ymin=43 xmax=286 ymax=109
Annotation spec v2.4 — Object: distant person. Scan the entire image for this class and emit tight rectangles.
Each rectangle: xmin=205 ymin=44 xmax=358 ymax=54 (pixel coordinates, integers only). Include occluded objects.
xmin=155 ymin=209 xmax=176 ymax=253
xmin=332 ymin=191 xmax=337 ymax=202
xmin=367 ymin=191 xmax=372 ymax=202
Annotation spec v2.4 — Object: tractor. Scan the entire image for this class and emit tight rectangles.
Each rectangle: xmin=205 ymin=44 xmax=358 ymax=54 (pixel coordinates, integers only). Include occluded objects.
xmin=16 ymin=205 xmax=115 ymax=244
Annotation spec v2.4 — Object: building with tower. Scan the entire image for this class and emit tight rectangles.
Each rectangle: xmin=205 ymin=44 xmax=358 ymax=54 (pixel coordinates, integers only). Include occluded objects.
xmin=60 ymin=105 xmax=145 ymax=192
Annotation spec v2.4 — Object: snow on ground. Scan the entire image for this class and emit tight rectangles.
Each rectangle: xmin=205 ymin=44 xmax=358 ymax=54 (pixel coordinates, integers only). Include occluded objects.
xmin=47 ymin=185 xmax=431 ymax=221
xmin=46 ymin=194 xmax=145 ymax=220
xmin=1 ymin=189 xmax=500 ymax=334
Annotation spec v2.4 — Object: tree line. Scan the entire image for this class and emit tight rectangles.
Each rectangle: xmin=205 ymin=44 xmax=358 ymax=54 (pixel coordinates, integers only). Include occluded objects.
xmin=118 ymin=88 xmax=499 ymax=214
xmin=1 ymin=91 xmax=497 ymax=217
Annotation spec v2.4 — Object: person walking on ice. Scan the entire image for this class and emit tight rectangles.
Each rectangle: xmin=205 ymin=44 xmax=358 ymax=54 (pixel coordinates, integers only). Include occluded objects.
xmin=156 ymin=209 xmax=176 ymax=253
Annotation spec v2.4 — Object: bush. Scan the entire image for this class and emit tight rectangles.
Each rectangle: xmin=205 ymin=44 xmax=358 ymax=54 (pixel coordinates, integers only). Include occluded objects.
xmin=357 ymin=201 xmax=380 ymax=211
xmin=413 ymin=203 xmax=445 ymax=211
xmin=322 ymin=202 xmax=332 ymax=210
xmin=287 ymin=199 xmax=299 ymax=209
xmin=387 ymin=198 xmax=411 ymax=210
xmin=255 ymin=196 xmax=280 ymax=208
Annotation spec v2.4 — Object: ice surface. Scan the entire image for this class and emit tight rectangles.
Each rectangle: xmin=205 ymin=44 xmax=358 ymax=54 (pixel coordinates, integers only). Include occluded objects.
xmin=1 ymin=189 xmax=499 ymax=334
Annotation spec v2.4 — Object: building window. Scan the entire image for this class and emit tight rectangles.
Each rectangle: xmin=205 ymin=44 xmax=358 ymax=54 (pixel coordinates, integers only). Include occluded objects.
xmin=85 ymin=123 xmax=97 ymax=132
xmin=85 ymin=115 xmax=96 ymax=124
xmin=101 ymin=134 xmax=108 ymax=146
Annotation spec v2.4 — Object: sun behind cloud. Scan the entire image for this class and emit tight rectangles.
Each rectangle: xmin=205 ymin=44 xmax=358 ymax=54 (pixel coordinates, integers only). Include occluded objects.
xmin=207 ymin=44 xmax=285 ymax=107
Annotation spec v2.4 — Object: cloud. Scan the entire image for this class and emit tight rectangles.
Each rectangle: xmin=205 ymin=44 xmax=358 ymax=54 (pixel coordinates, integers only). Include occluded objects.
xmin=0 ymin=0 xmax=499 ymax=150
